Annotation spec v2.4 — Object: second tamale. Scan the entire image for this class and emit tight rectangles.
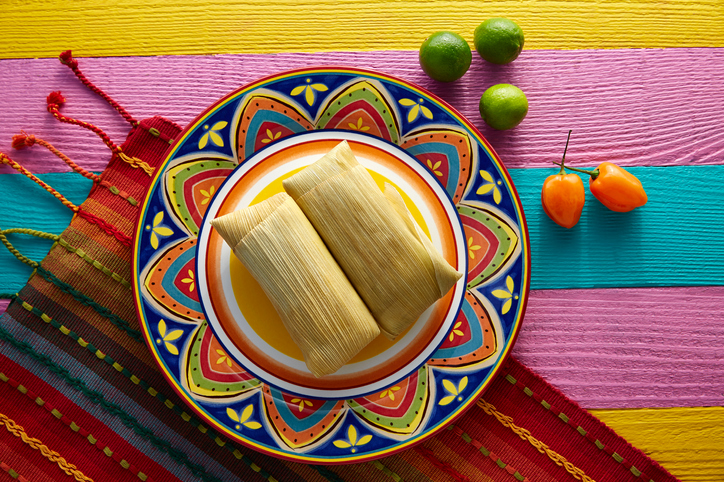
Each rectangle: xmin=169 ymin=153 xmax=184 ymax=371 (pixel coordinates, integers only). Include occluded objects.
xmin=283 ymin=141 xmax=463 ymax=339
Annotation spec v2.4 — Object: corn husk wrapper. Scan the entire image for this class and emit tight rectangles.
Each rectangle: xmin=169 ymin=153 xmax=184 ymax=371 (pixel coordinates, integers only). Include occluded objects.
xmin=283 ymin=141 xmax=463 ymax=339
xmin=211 ymin=192 xmax=380 ymax=378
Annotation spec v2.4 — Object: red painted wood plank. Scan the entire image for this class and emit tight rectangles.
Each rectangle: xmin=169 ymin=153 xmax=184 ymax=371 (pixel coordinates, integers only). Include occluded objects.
xmin=0 ymin=48 xmax=722 ymax=174
xmin=512 ymin=286 xmax=724 ymax=409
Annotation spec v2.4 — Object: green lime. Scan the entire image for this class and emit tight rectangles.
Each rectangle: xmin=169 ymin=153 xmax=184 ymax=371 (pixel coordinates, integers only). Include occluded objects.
xmin=419 ymin=31 xmax=472 ymax=82
xmin=479 ymin=84 xmax=528 ymax=130
xmin=474 ymin=18 xmax=524 ymax=65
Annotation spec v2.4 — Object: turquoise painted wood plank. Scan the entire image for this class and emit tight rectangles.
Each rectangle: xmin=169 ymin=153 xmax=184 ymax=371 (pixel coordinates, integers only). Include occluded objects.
xmin=0 ymin=172 xmax=92 ymax=292
xmin=512 ymin=164 xmax=724 ymax=289
xmin=0 ymin=165 xmax=722 ymax=293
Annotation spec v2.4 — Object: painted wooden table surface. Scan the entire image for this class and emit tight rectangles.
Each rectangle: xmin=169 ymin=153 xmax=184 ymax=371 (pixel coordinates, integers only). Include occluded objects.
xmin=1 ymin=1 xmax=723 ymax=480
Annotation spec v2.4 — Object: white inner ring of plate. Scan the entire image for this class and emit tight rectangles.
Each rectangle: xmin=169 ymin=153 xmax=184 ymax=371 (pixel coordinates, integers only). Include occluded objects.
xmin=196 ymin=131 xmax=467 ymax=398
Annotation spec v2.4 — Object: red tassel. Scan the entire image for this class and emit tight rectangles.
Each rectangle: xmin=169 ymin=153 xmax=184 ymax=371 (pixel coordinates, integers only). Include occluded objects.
xmin=56 ymin=50 xmax=138 ymax=127
xmin=8 ymin=132 xmax=103 ymax=184
xmin=46 ymin=91 xmax=66 ymax=110
xmin=44 ymin=92 xmax=154 ymax=177
xmin=58 ymin=50 xmax=78 ymax=69
xmin=11 ymin=133 xmax=36 ymax=150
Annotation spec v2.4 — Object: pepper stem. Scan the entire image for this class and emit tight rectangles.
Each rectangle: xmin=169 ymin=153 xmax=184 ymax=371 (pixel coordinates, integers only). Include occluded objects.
xmin=552 ymin=130 xmax=600 ymax=179
xmin=553 ymin=161 xmax=600 ymax=179
xmin=557 ymin=129 xmax=572 ymax=174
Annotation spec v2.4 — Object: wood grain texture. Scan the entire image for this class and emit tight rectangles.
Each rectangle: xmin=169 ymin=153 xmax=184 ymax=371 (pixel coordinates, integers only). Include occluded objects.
xmin=0 ymin=173 xmax=90 ymax=291
xmin=514 ymin=287 xmax=724 ymax=409
xmin=590 ymin=406 xmax=724 ymax=481
xmin=510 ymin=165 xmax=724 ymax=289
xmin=1 ymin=0 xmax=724 ymax=58
xmin=2 ymin=165 xmax=722 ymax=292
xmin=1 ymin=170 xmax=721 ymax=408
xmin=1 ymin=48 xmax=723 ymax=177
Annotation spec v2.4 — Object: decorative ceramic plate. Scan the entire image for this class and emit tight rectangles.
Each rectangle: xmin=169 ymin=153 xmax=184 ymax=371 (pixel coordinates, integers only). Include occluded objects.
xmin=133 ymin=67 xmax=530 ymax=464
xmin=195 ymin=130 xmax=468 ymax=400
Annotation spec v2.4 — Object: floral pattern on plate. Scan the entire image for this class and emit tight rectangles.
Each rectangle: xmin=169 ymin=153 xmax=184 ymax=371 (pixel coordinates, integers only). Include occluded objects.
xmin=134 ymin=68 xmax=529 ymax=463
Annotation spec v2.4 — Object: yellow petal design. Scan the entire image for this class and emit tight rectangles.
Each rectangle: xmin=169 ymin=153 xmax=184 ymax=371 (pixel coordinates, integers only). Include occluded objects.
xmin=198 ymin=132 xmax=209 ymax=149
xmin=439 ymin=395 xmax=455 ymax=406
xmin=158 ymin=319 xmax=167 ymax=338
xmin=209 ymin=131 xmax=224 ymax=147
xmin=243 ymin=421 xmax=262 ymax=430
xmin=164 ymin=329 xmax=183 ymax=342
xmin=227 ymin=407 xmax=240 ymax=422
xmin=491 ymin=290 xmax=512 ymax=299
xmin=480 ymin=170 xmax=494 ymax=182
xmin=153 ymin=227 xmax=174 ymax=236
xmin=290 ymin=85 xmax=306 ymax=96
xmin=421 ymin=105 xmax=433 ymax=119
xmin=502 ymin=298 xmax=513 ymax=315
xmin=348 ymin=425 xmax=358 ymax=446
xmin=240 ymin=405 xmax=254 ymax=424
xmin=211 ymin=121 xmax=228 ymax=131
xmin=458 ymin=376 xmax=468 ymax=393
xmin=311 ymin=83 xmax=328 ymax=92
xmin=153 ymin=211 xmax=164 ymax=227
xmin=164 ymin=342 xmax=179 ymax=355
xmin=506 ymin=276 xmax=515 ymax=293
xmin=477 ymin=184 xmax=494 ymax=195
xmin=333 ymin=440 xmax=352 ymax=448
xmin=442 ymin=379 xmax=458 ymax=395
xmin=398 ymin=98 xmax=416 ymax=106
xmin=493 ymin=187 xmax=502 ymax=204
xmin=305 ymin=86 xmax=314 ymax=106
xmin=407 ymin=104 xmax=420 ymax=123
xmin=357 ymin=435 xmax=373 ymax=446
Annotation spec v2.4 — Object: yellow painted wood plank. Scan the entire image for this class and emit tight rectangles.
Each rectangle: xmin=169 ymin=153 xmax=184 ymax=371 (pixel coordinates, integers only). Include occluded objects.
xmin=1 ymin=0 xmax=723 ymax=59
xmin=590 ymin=406 xmax=724 ymax=481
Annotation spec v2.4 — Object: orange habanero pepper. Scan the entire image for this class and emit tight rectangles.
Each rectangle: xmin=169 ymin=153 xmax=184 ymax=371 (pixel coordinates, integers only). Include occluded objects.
xmin=558 ymin=161 xmax=648 ymax=213
xmin=542 ymin=131 xmax=585 ymax=228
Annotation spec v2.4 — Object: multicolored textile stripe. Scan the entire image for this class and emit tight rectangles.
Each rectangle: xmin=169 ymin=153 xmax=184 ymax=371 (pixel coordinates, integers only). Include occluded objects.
xmin=0 ymin=69 xmax=679 ymax=481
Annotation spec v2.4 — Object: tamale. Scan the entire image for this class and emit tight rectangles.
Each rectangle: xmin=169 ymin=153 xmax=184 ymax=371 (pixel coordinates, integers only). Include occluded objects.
xmin=283 ymin=141 xmax=463 ymax=339
xmin=211 ymin=192 xmax=380 ymax=378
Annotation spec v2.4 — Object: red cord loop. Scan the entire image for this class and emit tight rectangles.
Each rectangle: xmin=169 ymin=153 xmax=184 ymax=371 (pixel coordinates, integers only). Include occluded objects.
xmin=57 ymin=50 xmax=138 ymax=127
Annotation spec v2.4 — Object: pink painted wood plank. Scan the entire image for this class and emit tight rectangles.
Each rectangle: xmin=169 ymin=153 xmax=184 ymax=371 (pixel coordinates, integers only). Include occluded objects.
xmin=512 ymin=286 xmax=724 ymax=409
xmin=0 ymin=48 xmax=723 ymax=174
xmin=1 ymin=285 xmax=720 ymax=409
